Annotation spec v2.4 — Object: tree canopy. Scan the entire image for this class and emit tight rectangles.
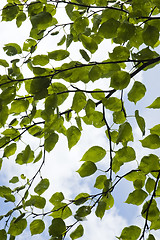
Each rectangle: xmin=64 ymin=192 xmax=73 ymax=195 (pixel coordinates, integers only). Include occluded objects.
xmin=0 ymin=0 xmax=160 ymax=239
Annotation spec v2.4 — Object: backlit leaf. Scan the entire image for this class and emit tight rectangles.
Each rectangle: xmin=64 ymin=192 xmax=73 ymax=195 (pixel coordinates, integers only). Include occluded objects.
xmin=8 ymin=218 xmax=27 ymax=236
xmin=119 ymin=225 xmax=141 ymax=240
xmin=135 ymin=110 xmax=145 ymax=136
xmin=139 ymin=154 xmax=160 ymax=173
xmin=44 ymin=133 xmax=59 ymax=152
xmin=48 ymin=50 xmax=69 ymax=61
xmin=77 ymin=161 xmax=97 ymax=177
xmin=80 ymin=34 xmax=98 ymax=53
xmin=72 ymin=92 xmax=86 ymax=113
xmin=49 ymin=218 xmax=66 ymax=237
xmin=147 ymin=97 xmax=160 ymax=108
xmin=34 ymin=178 xmax=50 ymax=195
xmin=70 ymin=225 xmax=84 ymax=240
xmin=103 ymin=97 xmax=122 ymax=111
xmin=140 ymin=134 xmax=160 ymax=149
xmin=116 ymin=122 xmax=133 ymax=144
xmin=128 ymin=81 xmax=146 ymax=104
xmin=110 ymin=71 xmax=130 ymax=90
xmin=67 ymin=126 xmax=81 ymax=150
xmin=0 ymin=229 xmax=7 ymax=240
xmin=125 ymin=189 xmax=148 ymax=205
xmin=81 ymin=146 xmax=106 ymax=163
xmin=143 ymin=25 xmax=159 ymax=47
xmin=30 ymin=219 xmax=45 ymax=235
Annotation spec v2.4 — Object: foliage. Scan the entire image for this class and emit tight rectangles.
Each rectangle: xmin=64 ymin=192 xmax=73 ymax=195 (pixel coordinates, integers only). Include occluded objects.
xmin=0 ymin=0 xmax=160 ymax=239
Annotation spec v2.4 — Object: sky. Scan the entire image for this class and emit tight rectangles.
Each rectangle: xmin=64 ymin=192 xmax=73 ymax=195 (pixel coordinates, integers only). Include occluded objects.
xmin=0 ymin=1 xmax=160 ymax=239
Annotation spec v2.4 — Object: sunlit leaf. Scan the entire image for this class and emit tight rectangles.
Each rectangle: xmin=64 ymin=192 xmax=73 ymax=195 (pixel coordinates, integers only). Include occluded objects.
xmin=119 ymin=225 xmax=141 ymax=240
xmin=70 ymin=224 xmax=84 ymax=240
xmin=128 ymin=81 xmax=146 ymax=104
xmin=67 ymin=126 xmax=81 ymax=150
xmin=49 ymin=218 xmax=66 ymax=237
xmin=30 ymin=219 xmax=45 ymax=235
xmin=140 ymin=134 xmax=160 ymax=149
xmin=34 ymin=178 xmax=50 ymax=195
xmin=147 ymin=97 xmax=160 ymax=108
xmin=81 ymin=146 xmax=106 ymax=163
xmin=8 ymin=218 xmax=27 ymax=236
xmin=77 ymin=161 xmax=97 ymax=177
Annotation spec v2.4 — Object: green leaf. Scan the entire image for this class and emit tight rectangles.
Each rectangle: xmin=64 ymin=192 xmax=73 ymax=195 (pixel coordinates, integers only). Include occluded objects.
xmin=50 ymin=202 xmax=72 ymax=219
xmin=135 ymin=110 xmax=145 ymax=136
xmin=48 ymin=82 xmax=69 ymax=106
xmin=0 ymin=59 xmax=9 ymax=67
xmin=73 ymin=17 xmax=89 ymax=34
xmin=147 ymin=234 xmax=156 ymax=240
xmin=0 ymin=229 xmax=7 ymax=240
xmin=147 ymin=97 xmax=160 ymax=108
xmin=145 ymin=178 xmax=155 ymax=194
xmin=48 ymin=50 xmax=70 ymax=61
xmin=3 ymin=43 xmax=21 ymax=56
xmin=113 ymin=111 xmax=126 ymax=124
xmin=23 ymin=38 xmax=37 ymax=52
xmin=89 ymin=65 xmax=102 ymax=82
xmin=102 ymin=97 xmax=122 ymax=111
xmin=34 ymin=178 xmax=50 ymax=195
xmin=102 ymin=194 xmax=114 ymax=210
xmin=44 ymin=133 xmax=59 ymax=152
xmin=49 ymin=192 xmax=64 ymax=205
xmin=10 ymin=100 xmax=29 ymax=114
xmin=99 ymin=18 xmax=120 ymax=39
xmin=116 ymin=122 xmax=133 ymax=144
xmin=31 ymin=12 xmax=53 ymax=30
xmin=94 ymin=175 xmax=107 ymax=189
xmin=80 ymin=34 xmax=98 ymax=53
xmin=125 ymin=189 xmax=148 ymax=205
xmin=140 ymin=134 xmax=160 ymax=149
xmin=128 ymin=81 xmax=146 ymax=104
xmin=95 ymin=200 xmax=106 ymax=219
xmin=67 ymin=126 xmax=81 ymax=150
xmin=72 ymin=92 xmax=86 ymax=113
xmin=49 ymin=218 xmax=66 ymax=237
xmin=0 ymin=186 xmax=11 ymax=197
xmin=9 ymin=176 xmax=19 ymax=184
xmin=150 ymin=124 xmax=160 ymax=136
xmin=16 ymin=12 xmax=26 ymax=27
xmin=27 ymin=77 xmax=50 ymax=95
xmin=109 ymin=46 xmax=130 ymax=61
xmin=30 ymin=219 xmax=45 ymax=235
xmin=57 ymin=35 xmax=66 ymax=46
xmin=142 ymin=200 xmax=159 ymax=221
xmin=119 ymin=225 xmax=141 ymax=240
xmin=91 ymin=89 xmax=105 ymax=100
xmin=151 ymin=219 xmax=160 ymax=231
xmin=32 ymin=55 xmax=49 ymax=66
xmin=2 ymin=4 xmax=19 ymax=21
xmin=85 ymin=99 xmax=95 ymax=116
xmin=79 ymin=49 xmax=90 ymax=62
xmin=81 ymin=146 xmax=106 ymax=163
xmin=3 ymin=143 xmax=17 ymax=158
xmin=114 ymin=146 xmax=136 ymax=163
xmin=110 ymin=71 xmax=130 ymax=90
xmin=74 ymin=193 xmax=90 ymax=205
xmin=139 ymin=154 xmax=160 ymax=173
xmin=25 ymin=195 xmax=46 ymax=209
xmin=75 ymin=206 xmax=91 ymax=219
xmin=8 ymin=218 xmax=27 ymax=236
xmin=142 ymin=25 xmax=159 ymax=47
xmin=77 ymin=161 xmax=97 ymax=177
xmin=70 ymin=225 xmax=84 ymax=240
